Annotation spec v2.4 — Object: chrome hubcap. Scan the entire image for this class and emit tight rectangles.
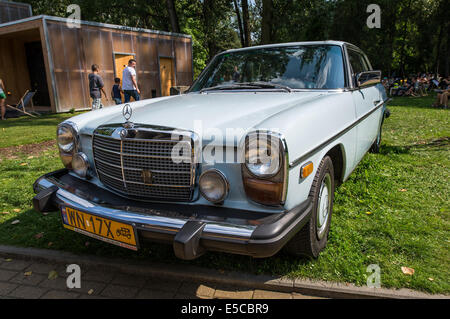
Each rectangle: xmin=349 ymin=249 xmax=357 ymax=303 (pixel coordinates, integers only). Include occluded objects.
xmin=316 ymin=173 xmax=331 ymax=240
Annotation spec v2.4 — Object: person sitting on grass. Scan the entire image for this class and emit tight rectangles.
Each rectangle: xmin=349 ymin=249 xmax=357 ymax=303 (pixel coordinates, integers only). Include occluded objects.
xmin=420 ymin=75 xmax=430 ymax=95
xmin=429 ymin=76 xmax=440 ymax=92
xmin=390 ymin=79 xmax=401 ymax=96
xmin=403 ymin=78 xmax=418 ymax=97
xmin=414 ymin=76 xmax=427 ymax=97
xmin=0 ymin=78 xmax=6 ymax=120
xmin=432 ymin=84 xmax=450 ymax=109
xmin=440 ymin=76 xmax=450 ymax=89
xmin=111 ymin=77 xmax=123 ymax=105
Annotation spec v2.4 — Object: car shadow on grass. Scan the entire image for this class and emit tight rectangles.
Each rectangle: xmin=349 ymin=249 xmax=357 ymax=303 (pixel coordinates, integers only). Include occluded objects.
xmin=380 ymin=137 xmax=449 ymax=155
xmin=380 ymin=145 xmax=410 ymax=155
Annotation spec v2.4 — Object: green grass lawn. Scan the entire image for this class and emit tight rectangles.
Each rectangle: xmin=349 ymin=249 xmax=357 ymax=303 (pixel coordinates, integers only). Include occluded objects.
xmin=0 ymin=112 xmax=83 ymax=148
xmin=0 ymin=96 xmax=448 ymax=294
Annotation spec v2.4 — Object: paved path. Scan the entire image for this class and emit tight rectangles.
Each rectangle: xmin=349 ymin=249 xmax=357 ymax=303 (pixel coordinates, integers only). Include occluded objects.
xmin=0 ymin=246 xmax=444 ymax=299
xmin=0 ymin=256 xmax=318 ymax=299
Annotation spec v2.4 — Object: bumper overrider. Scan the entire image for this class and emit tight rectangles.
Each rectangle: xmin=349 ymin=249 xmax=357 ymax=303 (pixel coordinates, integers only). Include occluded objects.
xmin=33 ymin=169 xmax=312 ymax=260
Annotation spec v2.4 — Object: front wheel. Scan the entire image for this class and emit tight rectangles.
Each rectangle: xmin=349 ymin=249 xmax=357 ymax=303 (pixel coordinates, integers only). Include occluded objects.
xmin=370 ymin=119 xmax=384 ymax=153
xmin=284 ymin=156 xmax=335 ymax=258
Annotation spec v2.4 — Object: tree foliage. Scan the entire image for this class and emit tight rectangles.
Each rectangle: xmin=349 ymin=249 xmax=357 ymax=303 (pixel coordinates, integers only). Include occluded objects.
xmin=22 ymin=0 xmax=450 ymax=77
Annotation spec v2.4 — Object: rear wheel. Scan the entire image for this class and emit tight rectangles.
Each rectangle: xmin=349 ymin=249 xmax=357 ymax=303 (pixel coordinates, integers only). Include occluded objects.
xmin=285 ymin=156 xmax=335 ymax=258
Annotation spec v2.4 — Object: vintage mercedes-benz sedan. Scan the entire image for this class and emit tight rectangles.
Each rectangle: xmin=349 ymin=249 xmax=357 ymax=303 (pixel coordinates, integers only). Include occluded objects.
xmin=33 ymin=41 xmax=389 ymax=260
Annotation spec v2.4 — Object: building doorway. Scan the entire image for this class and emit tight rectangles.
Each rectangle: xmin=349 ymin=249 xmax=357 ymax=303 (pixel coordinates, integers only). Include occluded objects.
xmin=114 ymin=53 xmax=135 ymax=83
xmin=24 ymin=41 xmax=50 ymax=106
xmin=159 ymin=57 xmax=174 ymax=96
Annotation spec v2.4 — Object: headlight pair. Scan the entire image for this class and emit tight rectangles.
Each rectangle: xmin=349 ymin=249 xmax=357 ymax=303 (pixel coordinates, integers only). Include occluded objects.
xmin=57 ymin=122 xmax=89 ymax=178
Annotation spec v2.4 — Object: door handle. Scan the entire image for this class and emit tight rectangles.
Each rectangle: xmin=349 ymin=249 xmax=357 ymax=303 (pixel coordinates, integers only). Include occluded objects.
xmin=373 ymin=100 xmax=381 ymax=106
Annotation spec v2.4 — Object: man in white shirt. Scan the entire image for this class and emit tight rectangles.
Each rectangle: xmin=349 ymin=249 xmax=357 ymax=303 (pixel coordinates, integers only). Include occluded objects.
xmin=122 ymin=59 xmax=140 ymax=102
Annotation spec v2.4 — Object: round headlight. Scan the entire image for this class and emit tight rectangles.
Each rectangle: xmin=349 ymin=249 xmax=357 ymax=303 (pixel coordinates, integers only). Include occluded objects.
xmin=57 ymin=122 xmax=78 ymax=153
xmin=72 ymin=153 xmax=90 ymax=178
xmin=199 ymin=169 xmax=229 ymax=203
xmin=245 ymin=134 xmax=281 ymax=177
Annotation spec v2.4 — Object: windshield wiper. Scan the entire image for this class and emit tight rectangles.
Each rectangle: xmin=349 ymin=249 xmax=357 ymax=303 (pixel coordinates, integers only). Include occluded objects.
xmin=199 ymin=84 xmax=259 ymax=93
xmin=200 ymin=82 xmax=293 ymax=93
xmin=240 ymin=81 xmax=293 ymax=92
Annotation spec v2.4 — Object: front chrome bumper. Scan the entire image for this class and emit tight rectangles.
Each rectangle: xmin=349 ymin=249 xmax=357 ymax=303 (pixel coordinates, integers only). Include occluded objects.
xmin=33 ymin=169 xmax=312 ymax=260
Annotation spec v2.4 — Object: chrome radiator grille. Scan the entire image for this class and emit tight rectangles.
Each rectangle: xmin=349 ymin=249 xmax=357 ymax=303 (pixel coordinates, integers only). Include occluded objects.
xmin=92 ymin=128 xmax=195 ymax=202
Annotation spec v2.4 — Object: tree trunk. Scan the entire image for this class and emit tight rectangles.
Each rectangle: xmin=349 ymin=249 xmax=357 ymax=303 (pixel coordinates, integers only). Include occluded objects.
xmin=203 ymin=0 xmax=217 ymax=60
xmin=261 ymin=0 xmax=273 ymax=44
xmin=386 ymin=1 xmax=398 ymax=77
xmin=241 ymin=0 xmax=251 ymax=47
xmin=399 ymin=0 xmax=412 ymax=78
xmin=444 ymin=14 xmax=450 ymax=76
xmin=434 ymin=24 xmax=443 ymax=76
xmin=233 ymin=0 xmax=245 ymax=47
xmin=166 ymin=0 xmax=180 ymax=33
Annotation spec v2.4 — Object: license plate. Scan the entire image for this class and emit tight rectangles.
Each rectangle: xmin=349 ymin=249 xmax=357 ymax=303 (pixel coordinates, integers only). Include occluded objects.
xmin=61 ymin=206 xmax=138 ymax=251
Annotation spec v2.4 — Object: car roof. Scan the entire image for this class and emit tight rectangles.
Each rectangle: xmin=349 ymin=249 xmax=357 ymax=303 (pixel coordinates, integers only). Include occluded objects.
xmin=222 ymin=40 xmax=360 ymax=54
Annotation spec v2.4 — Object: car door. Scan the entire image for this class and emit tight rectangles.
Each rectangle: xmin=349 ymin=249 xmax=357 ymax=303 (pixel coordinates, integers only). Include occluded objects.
xmin=348 ymin=48 xmax=382 ymax=162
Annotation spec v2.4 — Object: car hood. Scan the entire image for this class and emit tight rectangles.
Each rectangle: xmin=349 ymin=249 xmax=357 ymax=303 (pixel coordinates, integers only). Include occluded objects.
xmin=78 ymin=92 xmax=325 ymax=143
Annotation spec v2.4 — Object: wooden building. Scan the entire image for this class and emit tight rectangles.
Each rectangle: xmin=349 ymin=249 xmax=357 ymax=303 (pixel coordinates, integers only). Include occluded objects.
xmin=0 ymin=2 xmax=193 ymax=113
xmin=0 ymin=0 xmax=31 ymax=24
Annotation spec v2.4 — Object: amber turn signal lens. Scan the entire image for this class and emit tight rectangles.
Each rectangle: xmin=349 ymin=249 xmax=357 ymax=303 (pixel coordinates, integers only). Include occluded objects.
xmin=300 ymin=162 xmax=314 ymax=179
xmin=243 ymin=178 xmax=284 ymax=206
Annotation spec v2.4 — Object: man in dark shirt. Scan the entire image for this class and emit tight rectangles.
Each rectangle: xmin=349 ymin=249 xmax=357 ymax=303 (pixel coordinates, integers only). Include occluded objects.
xmin=89 ymin=64 xmax=108 ymax=110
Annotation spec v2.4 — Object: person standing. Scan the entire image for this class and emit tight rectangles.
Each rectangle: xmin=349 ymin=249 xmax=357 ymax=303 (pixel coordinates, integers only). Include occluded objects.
xmin=89 ymin=64 xmax=108 ymax=110
xmin=232 ymin=65 xmax=240 ymax=82
xmin=0 ymin=78 xmax=6 ymax=120
xmin=111 ymin=77 xmax=123 ymax=105
xmin=122 ymin=59 xmax=140 ymax=102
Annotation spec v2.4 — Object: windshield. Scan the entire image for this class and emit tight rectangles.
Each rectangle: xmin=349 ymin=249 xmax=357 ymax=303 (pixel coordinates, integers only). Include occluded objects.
xmin=190 ymin=45 xmax=346 ymax=92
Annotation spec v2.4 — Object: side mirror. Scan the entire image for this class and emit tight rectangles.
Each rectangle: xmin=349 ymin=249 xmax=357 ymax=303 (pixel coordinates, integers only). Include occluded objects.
xmin=170 ymin=87 xmax=181 ymax=96
xmin=170 ymin=86 xmax=190 ymax=96
xmin=356 ymin=71 xmax=381 ymax=88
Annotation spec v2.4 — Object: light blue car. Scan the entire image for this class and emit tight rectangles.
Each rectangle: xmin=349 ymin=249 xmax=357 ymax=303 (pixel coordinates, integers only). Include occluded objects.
xmin=33 ymin=41 xmax=389 ymax=260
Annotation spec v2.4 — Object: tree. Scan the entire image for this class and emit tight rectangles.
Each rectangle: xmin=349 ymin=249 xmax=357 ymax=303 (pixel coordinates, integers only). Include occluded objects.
xmin=166 ymin=0 xmax=180 ymax=33
xmin=20 ymin=0 xmax=450 ymax=77
xmin=233 ymin=0 xmax=245 ymax=47
xmin=241 ymin=0 xmax=251 ymax=47
xmin=261 ymin=0 xmax=273 ymax=44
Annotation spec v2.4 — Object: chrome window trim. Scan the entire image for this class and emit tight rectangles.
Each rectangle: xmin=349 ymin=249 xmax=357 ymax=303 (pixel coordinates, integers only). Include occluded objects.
xmin=344 ymin=44 xmax=378 ymax=89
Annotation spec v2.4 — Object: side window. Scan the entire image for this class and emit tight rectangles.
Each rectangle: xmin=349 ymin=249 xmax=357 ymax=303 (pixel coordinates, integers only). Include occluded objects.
xmin=348 ymin=49 xmax=372 ymax=87
xmin=362 ymin=55 xmax=373 ymax=71
xmin=348 ymin=50 xmax=368 ymax=75
xmin=348 ymin=50 xmax=363 ymax=75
